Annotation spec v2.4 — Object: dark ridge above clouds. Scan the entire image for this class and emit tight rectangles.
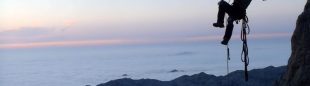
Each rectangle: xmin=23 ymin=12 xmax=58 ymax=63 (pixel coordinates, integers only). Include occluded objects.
xmin=96 ymin=66 xmax=286 ymax=86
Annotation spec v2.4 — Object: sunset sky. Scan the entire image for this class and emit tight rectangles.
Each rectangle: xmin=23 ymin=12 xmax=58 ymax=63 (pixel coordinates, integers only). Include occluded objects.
xmin=0 ymin=0 xmax=306 ymax=49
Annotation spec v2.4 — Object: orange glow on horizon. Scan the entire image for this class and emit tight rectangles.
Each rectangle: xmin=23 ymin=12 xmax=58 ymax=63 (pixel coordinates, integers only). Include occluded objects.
xmin=0 ymin=32 xmax=291 ymax=49
xmin=0 ymin=40 xmax=130 ymax=49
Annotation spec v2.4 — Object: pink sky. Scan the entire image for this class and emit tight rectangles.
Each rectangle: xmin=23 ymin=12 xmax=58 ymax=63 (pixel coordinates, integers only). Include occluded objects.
xmin=0 ymin=0 xmax=305 ymax=49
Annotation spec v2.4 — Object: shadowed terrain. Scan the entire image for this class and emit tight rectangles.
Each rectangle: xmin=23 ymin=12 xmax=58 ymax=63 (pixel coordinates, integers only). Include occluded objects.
xmin=97 ymin=66 xmax=286 ymax=86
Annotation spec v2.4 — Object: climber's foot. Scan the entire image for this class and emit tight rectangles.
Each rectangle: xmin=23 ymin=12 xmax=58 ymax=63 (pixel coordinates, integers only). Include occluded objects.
xmin=213 ymin=23 xmax=224 ymax=28
xmin=221 ymin=40 xmax=228 ymax=45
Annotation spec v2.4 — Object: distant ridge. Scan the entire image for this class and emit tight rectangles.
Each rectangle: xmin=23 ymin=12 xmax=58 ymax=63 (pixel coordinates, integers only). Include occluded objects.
xmin=96 ymin=66 xmax=286 ymax=86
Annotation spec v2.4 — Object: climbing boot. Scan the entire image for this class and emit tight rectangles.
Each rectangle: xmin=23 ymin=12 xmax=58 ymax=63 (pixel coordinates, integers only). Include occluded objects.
xmin=213 ymin=23 xmax=224 ymax=28
xmin=221 ymin=40 xmax=228 ymax=45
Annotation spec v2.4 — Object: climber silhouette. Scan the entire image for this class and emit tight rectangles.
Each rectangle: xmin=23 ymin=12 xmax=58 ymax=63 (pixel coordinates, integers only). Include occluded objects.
xmin=213 ymin=0 xmax=252 ymax=45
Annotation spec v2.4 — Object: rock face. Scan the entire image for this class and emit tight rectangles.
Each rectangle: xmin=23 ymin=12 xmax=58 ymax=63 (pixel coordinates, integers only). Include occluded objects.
xmin=277 ymin=0 xmax=310 ymax=86
xmin=97 ymin=66 xmax=286 ymax=86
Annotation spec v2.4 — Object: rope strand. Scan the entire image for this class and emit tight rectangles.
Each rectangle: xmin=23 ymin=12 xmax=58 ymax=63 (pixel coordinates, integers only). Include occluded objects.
xmin=241 ymin=16 xmax=250 ymax=81
xmin=226 ymin=45 xmax=230 ymax=74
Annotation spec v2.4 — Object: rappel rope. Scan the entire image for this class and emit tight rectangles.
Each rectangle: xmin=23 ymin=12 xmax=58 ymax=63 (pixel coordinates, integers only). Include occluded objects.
xmin=226 ymin=44 xmax=231 ymax=86
xmin=241 ymin=16 xmax=250 ymax=81
xmin=220 ymin=0 xmax=250 ymax=82
xmin=224 ymin=16 xmax=250 ymax=82
xmin=225 ymin=0 xmax=231 ymax=76
xmin=226 ymin=45 xmax=230 ymax=74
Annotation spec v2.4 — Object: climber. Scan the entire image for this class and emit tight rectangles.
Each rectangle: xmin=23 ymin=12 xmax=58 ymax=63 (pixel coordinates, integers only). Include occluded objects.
xmin=213 ymin=0 xmax=253 ymax=45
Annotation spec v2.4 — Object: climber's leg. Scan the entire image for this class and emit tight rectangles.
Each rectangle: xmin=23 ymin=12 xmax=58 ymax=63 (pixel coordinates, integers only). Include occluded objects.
xmin=221 ymin=17 xmax=234 ymax=45
xmin=213 ymin=1 xmax=233 ymax=28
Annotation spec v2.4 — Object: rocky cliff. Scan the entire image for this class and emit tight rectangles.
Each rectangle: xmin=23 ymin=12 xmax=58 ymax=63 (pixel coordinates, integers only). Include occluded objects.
xmin=277 ymin=0 xmax=310 ymax=86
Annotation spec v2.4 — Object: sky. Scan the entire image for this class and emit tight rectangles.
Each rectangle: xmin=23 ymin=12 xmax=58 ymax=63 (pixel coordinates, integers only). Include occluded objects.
xmin=0 ymin=0 xmax=307 ymax=49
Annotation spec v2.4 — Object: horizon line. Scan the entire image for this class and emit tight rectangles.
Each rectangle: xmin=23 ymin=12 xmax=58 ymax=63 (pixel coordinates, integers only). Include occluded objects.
xmin=0 ymin=32 xmax=291 ymax=49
